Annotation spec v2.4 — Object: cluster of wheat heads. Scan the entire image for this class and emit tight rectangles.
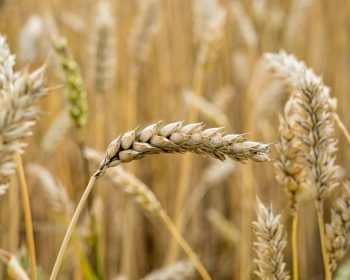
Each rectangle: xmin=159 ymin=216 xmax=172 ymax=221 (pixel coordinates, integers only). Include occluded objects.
xmin=49 ymin=121 xmax=271 ymax=280
xmin=251 ymin=50 xmax=350 ymax=280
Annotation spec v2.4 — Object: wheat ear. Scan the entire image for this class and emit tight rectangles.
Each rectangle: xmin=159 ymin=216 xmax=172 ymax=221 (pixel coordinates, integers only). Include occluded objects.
xmin=326 ymin=181 xmax=350 ymax=273
xmin=296 ymin=73 xmax=339 ymax=280
xmin=253 ymin=198 xmax=290 ymax=280
xmin=49 ymin=122 xmax=270 ymax=280
xmin=275 ymin=97 xmax=304 ymax=280
xmin=0 ymin=34 xmax=47 ymax=280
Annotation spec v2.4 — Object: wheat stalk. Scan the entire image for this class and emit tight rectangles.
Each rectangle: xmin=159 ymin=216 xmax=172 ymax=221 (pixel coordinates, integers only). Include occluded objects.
xmin=253 ymin=198 xmax=290 ymax=280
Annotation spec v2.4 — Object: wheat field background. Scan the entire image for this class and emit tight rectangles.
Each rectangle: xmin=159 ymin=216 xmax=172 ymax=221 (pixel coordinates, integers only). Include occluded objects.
xmin=0 ymin=0 xmax=350 ymax=279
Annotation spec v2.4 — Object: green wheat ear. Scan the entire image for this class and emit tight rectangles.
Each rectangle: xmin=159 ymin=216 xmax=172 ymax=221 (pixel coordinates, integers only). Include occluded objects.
xmin=53 ymin=37 xmax=88 ymax=129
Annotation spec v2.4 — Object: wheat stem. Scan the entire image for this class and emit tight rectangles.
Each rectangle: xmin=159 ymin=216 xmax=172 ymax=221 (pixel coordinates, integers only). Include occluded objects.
xmin=49 ymin=174 xmax=98 ymax=280
xmin=159 ymin=210 xmax=211 ymax=280
xmin=316 ymin=201 xmax=332 ymax=280
xmin=291 ymin=212 xmax=298 ymax=280
xmin=333 ymin=113 xmax=350 ymax=146
xmin=16 ymin=154 xmax=37 ymax=280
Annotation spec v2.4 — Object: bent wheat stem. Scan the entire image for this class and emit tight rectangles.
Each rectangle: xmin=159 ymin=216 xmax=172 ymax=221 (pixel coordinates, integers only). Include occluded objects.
xmin=16 ymin=154 xmax=37 ymax=280
xmin=49 ymin=174 xmax=98 ymax=280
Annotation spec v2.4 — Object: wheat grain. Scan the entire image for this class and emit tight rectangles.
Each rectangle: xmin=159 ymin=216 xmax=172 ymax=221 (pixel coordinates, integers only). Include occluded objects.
xmin=95 ymin=121 xmax=270 ymax=177
xmin=253 ymin=198 xmax=290 ymax=280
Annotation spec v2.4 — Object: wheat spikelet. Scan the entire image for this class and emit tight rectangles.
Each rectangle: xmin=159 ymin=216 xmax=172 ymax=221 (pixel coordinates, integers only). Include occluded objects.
xmin=52 ymin=37 xmax=87 ymax=129
xmin=95 ymin=121 xmax=270 ymax=177
xmin=253 ymin=198 xmax=290 ymax=280
xmin=40 ymin=107 xmax=72 ymax=156
xmin=0 ymin=248 xmax=30 ymax=280
xmin=128 ymin=0 xmax=159 ymax=67
xmin=90 ymin=0 xmax=116 ymax=94
xmin=27 ymin=164 xmax=72 ymax=214
xmin=141 ymin=260 xmax=195 ymax=280
xmin=275 ymin=97 xmax=304 ymax=211
xmin=0 ymin=35 xmax=47 ymax=194
xmin=326 ymin=181 xmax=350 ymax=272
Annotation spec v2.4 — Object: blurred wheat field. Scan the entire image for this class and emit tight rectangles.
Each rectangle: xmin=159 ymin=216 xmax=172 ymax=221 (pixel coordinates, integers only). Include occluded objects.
xmin=1 ymin=0 xmax=350 ymax=279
